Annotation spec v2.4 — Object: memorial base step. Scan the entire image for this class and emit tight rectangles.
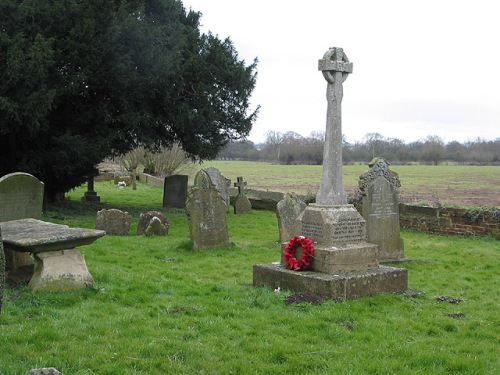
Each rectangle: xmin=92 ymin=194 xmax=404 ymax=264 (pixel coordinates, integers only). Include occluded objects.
xmin=253 ymin=263 xmax=408 ymax=301
xmin=310 ymin=242 xmax=379 ymax=274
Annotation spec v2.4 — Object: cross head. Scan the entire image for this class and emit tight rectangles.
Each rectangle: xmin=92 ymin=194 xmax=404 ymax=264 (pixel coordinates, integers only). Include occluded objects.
xmin=234 ymin=177 xmax=247 ymax=195
xmin=318 ymin=47 xmax=353 ymax=84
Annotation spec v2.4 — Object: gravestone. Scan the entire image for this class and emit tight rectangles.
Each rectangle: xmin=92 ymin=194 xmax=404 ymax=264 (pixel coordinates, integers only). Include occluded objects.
xmin=233 ymin=177 xmax=252 ymax=214
xmin=0 ymin=172 xmax=44 ymax=277
xmin=96 ymin=209 xmax=131 ymax=235
xmin=186 ymin=170 xmax=231 ymax=250
xmin=137 ymin=211 xmax=170 ymax=236
xmin=205 ymin=167 xmax=231 ymax=211
xmin=81 ymin=175 xmax=101 ymax=203
xmin=359 ymin=158 xmax=405 ymax=262
xmin=253 ymin=47 xmax=408 ymax=300
xmin=276 ymin=193 xmax=307 ymax=243
xmin=0 ymin=172 xmax=44 ymax=221
xmin=163 ymin=175 xmax=188 ymax=208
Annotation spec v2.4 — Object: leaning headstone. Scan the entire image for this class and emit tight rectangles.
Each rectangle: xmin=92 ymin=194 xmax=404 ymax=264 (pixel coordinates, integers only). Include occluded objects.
xmin=358 ymin=158 xmax=405 ymax=262
xmin=233 ymin=177 xmax=251 ymax=214
xmin=186 ymin=170 xmax=231 ymax=250
xmin=145 ymin=217 xmax=168 ymax=236
xmin=96 ymin=209 xmax=131 ymax=235
xmin=163 ymin=175 xmax=188 ymax=208
xmin=276 ymin=193 xmax=307 ymax=243
xmin=137 ymin=211 xmax=170 ymax=236
xmin=0 ymin=172 xmax=44 ymax=278
xmin=205 ymin=167 xmax=231 ymax=211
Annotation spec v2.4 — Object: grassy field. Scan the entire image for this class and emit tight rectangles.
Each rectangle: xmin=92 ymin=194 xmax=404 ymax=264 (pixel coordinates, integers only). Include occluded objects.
xmin=188 ymin=161 xmax=500 ymax=208
xmin=1 ymin=181 xmax=499 ymax=374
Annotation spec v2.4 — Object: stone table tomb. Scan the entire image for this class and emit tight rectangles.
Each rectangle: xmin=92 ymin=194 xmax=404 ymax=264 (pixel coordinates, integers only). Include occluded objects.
xmin=1 ymin=219 xmax=105 ymax=291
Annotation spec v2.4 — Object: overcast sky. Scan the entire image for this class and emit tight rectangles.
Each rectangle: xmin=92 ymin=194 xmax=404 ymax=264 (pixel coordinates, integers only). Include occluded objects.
xmin=182 ymin=0 xmax=499 ymax=145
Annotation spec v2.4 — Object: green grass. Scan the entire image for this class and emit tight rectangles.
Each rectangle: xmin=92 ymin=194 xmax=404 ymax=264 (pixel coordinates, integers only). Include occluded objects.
xmin=1 ymin=182 xmax=499 ymax=374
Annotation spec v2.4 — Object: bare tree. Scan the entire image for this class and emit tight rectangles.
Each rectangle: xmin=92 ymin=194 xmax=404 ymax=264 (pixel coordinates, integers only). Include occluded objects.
xmin=119 ymin=148 xmax=143 ymax=172
xmin=121 ymin=144 xmax=194 ymax=177
xmin=265 ymin=130 xmax=284 ymax=160
xmin=279 ymin=132 xmax=304 ymax=165
xmin=363 ymin=132 xmax=386 ymax=159
xmin=421 ymin=135 xmax=445 ymax=165
xmin=307 ymin=131 xmax=325 ymax=164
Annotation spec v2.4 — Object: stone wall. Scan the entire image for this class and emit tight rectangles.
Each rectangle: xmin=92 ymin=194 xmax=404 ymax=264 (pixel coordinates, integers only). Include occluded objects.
xmin=138 ymin=173 xmax=164 ymax=188
xmin=138 ymin=175 xmax=499 ymax=238
xmin=399 ymin=204 xmax=500 ymax=238
xmin=229 ymin=188 xmax=285 ymax=211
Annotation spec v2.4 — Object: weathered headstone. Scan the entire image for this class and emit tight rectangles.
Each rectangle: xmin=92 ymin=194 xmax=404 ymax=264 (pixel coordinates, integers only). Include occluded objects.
xmin=145 ymin=217 xmax=168 ymax=236
xmin=276 ymin=193 xmax=307 ymax=243
xmin=137 ymin=211 xmax=170 ymax=236
xmin=163 ymin=175 xmax=188 ymax=208
xmin=233 ymin=177 xmax=252 ymax=214
xmin=205 ymin=167 xmax=231 ymax=211
xmin=253 ymin=47 xmax=408 ymax=300
xmin=0 ymin=172 xmax=44 ymax=277
xmin=96 ymin=208 xmax=131 ymax=235
xmin=0 ymin=172 xmax=44 ymax=221
xmin=186 ymin=170 xmax=231 ymax=250
xmin=359 ymin=158 xmax=405 ymax=262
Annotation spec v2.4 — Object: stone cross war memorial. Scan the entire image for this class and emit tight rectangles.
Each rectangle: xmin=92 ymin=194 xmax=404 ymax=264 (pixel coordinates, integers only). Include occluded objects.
xmin=254 ymin=47 xmax=408 ymax=300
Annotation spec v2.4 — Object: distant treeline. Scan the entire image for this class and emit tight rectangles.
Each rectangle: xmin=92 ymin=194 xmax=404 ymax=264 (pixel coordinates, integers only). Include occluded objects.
xmin=218 ymin=131 xmax=500 ymax=165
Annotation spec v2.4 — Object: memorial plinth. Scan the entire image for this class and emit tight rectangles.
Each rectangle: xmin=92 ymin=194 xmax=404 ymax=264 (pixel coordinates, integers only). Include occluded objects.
xmin=254 ymin=263 xmax=408 ymax=301
xmin=1 ymin=219 xmax=105 ymax=291
xmin=253 ymin=47 xmax=408 ymax=300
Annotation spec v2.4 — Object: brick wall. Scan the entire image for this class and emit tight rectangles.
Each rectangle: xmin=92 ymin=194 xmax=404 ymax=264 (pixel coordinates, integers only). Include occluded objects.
xmin=399 ymin=204 xmax=500 ymax=238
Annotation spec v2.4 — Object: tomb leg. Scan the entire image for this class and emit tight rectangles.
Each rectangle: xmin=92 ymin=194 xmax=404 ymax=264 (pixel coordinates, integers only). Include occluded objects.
xmin=29 ymin=248 xmax=95 ymax=292
xmin=4 ymin=250 xmax=35 ymax=284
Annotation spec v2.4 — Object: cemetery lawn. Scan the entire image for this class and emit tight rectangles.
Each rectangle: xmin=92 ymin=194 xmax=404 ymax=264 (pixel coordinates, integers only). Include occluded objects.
xmin=1 ymin=181 xmax=498 ymax=374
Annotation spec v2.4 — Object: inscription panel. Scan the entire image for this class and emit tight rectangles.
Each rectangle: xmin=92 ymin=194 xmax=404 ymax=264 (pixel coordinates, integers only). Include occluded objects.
xmin=302 ymin=221 xmax=324 ymax=240
xmin=331 ymin=217 xmax=365 ymax=242
xmin=368 ymin=183 xmax=397 ymax=218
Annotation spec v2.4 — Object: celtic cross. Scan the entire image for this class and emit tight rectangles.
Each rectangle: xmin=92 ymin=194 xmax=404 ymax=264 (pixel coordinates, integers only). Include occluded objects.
xmin=316 ymin=47 xmax=353 ymax=206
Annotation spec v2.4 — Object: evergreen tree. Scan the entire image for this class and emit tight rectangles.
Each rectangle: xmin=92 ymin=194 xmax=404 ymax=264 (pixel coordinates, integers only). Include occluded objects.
xmin=0 ymin=0 xmax=258 ymax=200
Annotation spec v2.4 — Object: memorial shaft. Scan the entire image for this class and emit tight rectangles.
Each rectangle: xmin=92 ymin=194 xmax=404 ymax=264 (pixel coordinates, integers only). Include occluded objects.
xmin=316 ymin=47 xmax=352 ymax=206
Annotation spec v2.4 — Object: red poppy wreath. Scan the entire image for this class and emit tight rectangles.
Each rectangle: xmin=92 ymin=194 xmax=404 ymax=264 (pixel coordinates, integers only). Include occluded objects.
xmin=283 ymin=236 xmax=314 ymax=271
